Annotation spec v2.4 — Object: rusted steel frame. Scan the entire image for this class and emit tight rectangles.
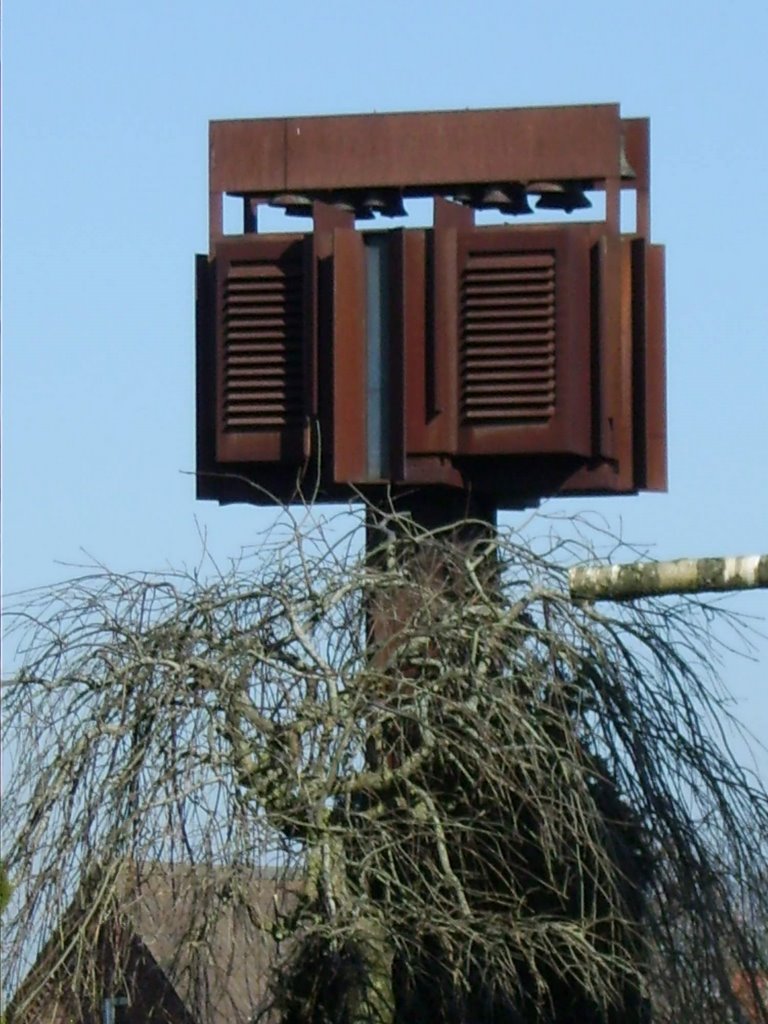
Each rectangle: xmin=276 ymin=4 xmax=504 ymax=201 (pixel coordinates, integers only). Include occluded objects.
xmin=402 ymin=210 xmax=466 ymax=459
xmin=387 ymin=232 xmax=407 ymax=483
xmin=210 ymin=105 xmax=624 ymax=197
xmin=643 ymin=244 xmax=667 ymax=490
xmin=329 ymin=227 xmax=408 ymax=486
xmin=622 ymin=119 xmax=651 ymax=238
xmin=594 ymin=229 xmax=623 ymax=465
xmin=401 ymin=456 xmax=465 ymax=488
xmin=613 ymin=233 xmax=637 ymax=488
xmin=570 ymin=231 xmax=636 ymax=493
xmin=401 ymin=200 xmax=475 ymax=460
xmin=414 ymin=226 xmax=459 ymax=455
xmin=402 ymin=228 xmax=429 ymax=459
xmin=310 ymin=202 xmax=354 ymax=458
xmin=560 ymin=224 xmax=665 ymax=497
xmin=209 ymin=190 xmax=223 ymax=246
xmin=331 ymin=229 xmax=367 ymax=483
xmin=195 ymin=254 xmax=217 ymax=500
xmin=560 ymin=235 xmax=636 ymax=495
xmin=434 ymin=196 xmax=474 ymax=231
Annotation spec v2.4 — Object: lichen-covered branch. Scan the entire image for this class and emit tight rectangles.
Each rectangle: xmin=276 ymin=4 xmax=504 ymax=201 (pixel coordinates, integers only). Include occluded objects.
xmin=570 ymin=553 xmax=768 ymax=601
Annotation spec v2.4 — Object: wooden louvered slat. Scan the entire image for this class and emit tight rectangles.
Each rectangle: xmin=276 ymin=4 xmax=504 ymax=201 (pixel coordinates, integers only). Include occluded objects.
xmin=221 ymin=256 xmax=304 ymax=435
xmin=212 ymin=236 xmax=309 ymax=464
xmin=460 ymin=250 xmax=557 ymax=426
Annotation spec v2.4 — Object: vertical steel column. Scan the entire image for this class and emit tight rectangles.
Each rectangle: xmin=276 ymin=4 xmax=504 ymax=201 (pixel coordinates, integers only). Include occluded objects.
xmin=365 ymin=489 xmax=499 ymax=677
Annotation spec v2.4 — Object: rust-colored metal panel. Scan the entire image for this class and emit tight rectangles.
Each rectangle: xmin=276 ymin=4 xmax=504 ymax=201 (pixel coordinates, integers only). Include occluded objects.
xmin=285 ymin=106 xmax=622 ymax=189
xmin=593 ymin=233 xmax=623 ymax=462
xmin=311 ymin=202 xmax=354 ymax=473
xmin=621 ymin=118 xmax=649 ymax=188
xmin=453 ymin=226 xmax=594 ymax=457
xmin=559 ymin=461 xmax=628 ymax=496
xmin=195 ymin=254 xmax=217 ymax=500
xmin=400 ymin=229 xmax=432 ymax=457
xmin=421 ymin=227 xmax=460 ymax=454
xmin=559 ymin=235 xmax=665 ymax=497
xmin=402 ymin=456 xmax=465 ymax=488
xmin=332 ymin=229 xmax=367 ymax=483
xmin=433 ymin=196 xmax=474 ymax=230
xmin=209 ymin=191 xmax=223 ymax=245
xmin=214 ymin=235 xmax=308 ymax=463
xmin=566 ymin=234 xmax=638 ymax=494
xmin=643 ymin=244 xmax=667 ymax=490
xmin=210 ymin=118 xmax=286 ymax=193
xmin=628 ymin=237 xmax=649 ymax=491
xmin=613 ymin=234 xmax=638 ymax=489
xmin=556 ymin=232 xmax=633 ymax=497
xmin=622 ymin=118 xmax=650 ymax=237
xmin=209 ymin=105 xmax=622 ymax=195
xmin=388 ymin=231 xmax=408 ymax=483
xmin=301 ymin=238 xmax=314 ymax=451
xmin=312 ymin=200 xmax=355 ymax=234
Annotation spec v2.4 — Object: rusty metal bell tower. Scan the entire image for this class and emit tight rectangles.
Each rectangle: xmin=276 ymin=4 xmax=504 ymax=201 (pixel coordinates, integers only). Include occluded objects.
xmin=195 ymin=103 xmax=665 ymax=518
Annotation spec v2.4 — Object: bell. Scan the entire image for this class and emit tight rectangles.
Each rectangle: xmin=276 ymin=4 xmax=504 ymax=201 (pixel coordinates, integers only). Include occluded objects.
xmin=620 ymin=141 xmax=636 ymax=180
xmin=381 ymin=192 xmax=407 ymax=218
xmin=451 ymin=186 xmax=478 ymax=207
xmin=477 ymin=185 xmax=512 ymax=208
xmin=268 ymin=192 xmax=314 ymax=217
xmin=331 ymin=192 xmax=375 ymax=220
xmin=475 ymin=183 xmax=533 ymax=215
xmin=359 ymin=191 xmax=387 ymax=213
xmin=359 ymin=190 xmax=407 ymax=218
xmin=353 ymin=204 xmax=376 ymax=221
xmin=533 ymin=181 xmax=592 ymax=214
xmin=498 ymin=184 xmax=533 ymax=216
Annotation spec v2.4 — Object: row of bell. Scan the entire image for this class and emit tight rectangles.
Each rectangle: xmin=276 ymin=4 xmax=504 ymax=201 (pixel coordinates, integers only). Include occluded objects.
xmin=269 ymin=190 xmax=407 ymax=219
xmin=268 ymin=181 xmax=592 ymax=219
xmin=454 ymin=181 xmax=592 ymax=215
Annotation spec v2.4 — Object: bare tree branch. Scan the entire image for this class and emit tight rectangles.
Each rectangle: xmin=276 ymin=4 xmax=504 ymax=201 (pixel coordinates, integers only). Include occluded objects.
xmin=2 ymin=510 xmax=767 ymax=1023
xmin=570 ymin=553 xmax=768 ymax=602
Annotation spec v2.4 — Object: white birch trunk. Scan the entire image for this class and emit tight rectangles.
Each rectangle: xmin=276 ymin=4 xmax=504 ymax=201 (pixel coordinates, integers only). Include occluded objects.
xmin=569 ymin=554 xmax=768 ymax=602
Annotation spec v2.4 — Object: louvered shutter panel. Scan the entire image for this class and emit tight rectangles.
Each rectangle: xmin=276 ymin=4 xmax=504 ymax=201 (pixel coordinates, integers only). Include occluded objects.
xmin=461 ymin=249 xmax=557 ymax=428
xmin=214 ymin=236 xmax=310 ymax=463
xmin=452 ymin=227 xmax=595 ymax=457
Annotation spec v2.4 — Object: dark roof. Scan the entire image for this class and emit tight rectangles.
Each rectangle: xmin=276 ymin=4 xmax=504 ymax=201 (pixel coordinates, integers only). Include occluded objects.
xmin=7 ymin=862 xmax=300 ymax=1024
xmin=118 ymin=863 xmax=298 ymax=1024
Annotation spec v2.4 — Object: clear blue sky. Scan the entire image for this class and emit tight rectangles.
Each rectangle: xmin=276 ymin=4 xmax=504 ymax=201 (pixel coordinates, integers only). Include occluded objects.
xmin=3 ymin=2 xmax=767 ymax=755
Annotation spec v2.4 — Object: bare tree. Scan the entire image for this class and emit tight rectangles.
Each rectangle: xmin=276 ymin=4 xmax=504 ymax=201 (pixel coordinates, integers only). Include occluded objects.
xmin=2 ymin=508 xmax=767 ymax=1023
